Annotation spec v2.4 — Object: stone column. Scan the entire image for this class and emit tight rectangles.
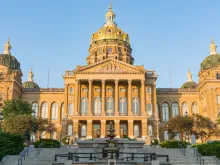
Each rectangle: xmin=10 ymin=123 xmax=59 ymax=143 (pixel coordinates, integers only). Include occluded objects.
xmin=102 ymin=80 xmax=106 ymax=116
xmin=142 ymin=120 xmax=147 ymax=139
xmin=74 ymin=80 xmax=79 ymax=115
xmin=141 ymin=80 xmax=146 ymax=115
xmin=128 ymin=80 xmax=132 ymax=115
xmin=88 ymin=80 xmax=93 ymax=115
xmin=115 ymin=79 xmax=119 ymax=116
xmin=58 ymin=105 xmax=61 ymax=124
xmin=128 ymin=120 xmax=134 ymax=138
xmin=48 ymin=104 xmax=51 ymax=120
xmin=38 ymin=105 xmax=41 ymax=118
xmin=101 ymin=120 xmax=106 ymax=138
xmin=73 ymin=120 xmax=79 ymax=138
xmin=64 ymin=84 xmax=68 ymax=116
xmin=115 ymin=120 xmax=120 ymax=138
xmin=152 ymin=84 xmax=157 ymax=117
xmin=87 ymin=120 xmax=92 ymax=139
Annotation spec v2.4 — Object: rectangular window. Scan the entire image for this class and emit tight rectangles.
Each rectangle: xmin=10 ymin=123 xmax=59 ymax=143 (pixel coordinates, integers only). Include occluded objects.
xmin=107 ymin=88 xmax=113 ymax=92
xmin=95 ymin=88 xmax=100 ymax=92
xmin=217 ymin=73 xmax=220 ymax=80
xmin=82 ymin=88 xmax=88 ymax=92
xmin=120 ymin=88 xmax=125 ymax=92
xmin=218 ymin=108 xmax=220 ymax=117
xmin=133 ymin=88 xmax=138 ymax=92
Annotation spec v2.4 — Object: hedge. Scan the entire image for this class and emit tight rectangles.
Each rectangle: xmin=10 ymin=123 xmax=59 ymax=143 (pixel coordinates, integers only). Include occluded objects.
xmin=160 ymin=140 xmax=188 ymax=148
xmin=196 ymin=141 xmax=220 ymax=158
xmin=34 ymin=139 xmax=60 ymax=148
xmin=0 ymin=132 xmax=24 ymax=161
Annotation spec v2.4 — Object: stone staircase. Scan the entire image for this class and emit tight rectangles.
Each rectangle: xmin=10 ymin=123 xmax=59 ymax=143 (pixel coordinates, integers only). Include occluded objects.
xmin=144 ymin=147 xmax=220 ymax=165
xmin=1 ymin=147 xmax=78 ymax=165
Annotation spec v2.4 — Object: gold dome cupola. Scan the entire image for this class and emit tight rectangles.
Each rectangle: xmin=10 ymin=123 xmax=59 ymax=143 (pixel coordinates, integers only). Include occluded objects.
xmin=87 ymin=4 xmax=134 ymax=65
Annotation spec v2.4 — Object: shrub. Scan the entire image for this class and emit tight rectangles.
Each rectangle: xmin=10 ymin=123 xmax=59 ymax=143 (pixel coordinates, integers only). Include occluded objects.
xmin=152 ymin=139 xmax=159 ymax=145
xmin=61 ymin=137 xmax=68 ymax=145
xmin=0 ymin=132 xmax=24 ymax=161
xmin=34 ymin=139 xmax=60 ymax=148
xmin=196 ymin=141 xmax=220 ymax=157
xmin=160 ymin=140 xmax=188 ymax=148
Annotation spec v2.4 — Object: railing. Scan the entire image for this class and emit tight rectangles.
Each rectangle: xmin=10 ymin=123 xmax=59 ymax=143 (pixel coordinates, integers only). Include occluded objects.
xmin=54 ymin=152 xmax=169 ymax=163
xmin=17 ymin=147 xmax=29 ymax=165
xmin=156 ymin=88 xmax=198 ymax=92
xmin=178 ymin=141 xmax=186 ymax=156
xmin=36 ymin=142 xmax=44 ymax=157
xmin=193 ymin=148 xmax=205 ymax=165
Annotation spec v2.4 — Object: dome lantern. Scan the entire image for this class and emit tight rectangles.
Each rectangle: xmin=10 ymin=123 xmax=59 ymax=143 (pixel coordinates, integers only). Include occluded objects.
xmin=187 ymin=69 xmax=193 ymax=82
xmin=104 ymin=4 xmax=116 ymax=27
xmin=3 ymin=38 xmax=12 ymax=55
xmin=22 ymin=68 xmax=39 ymax=89
xmin=181 ymin=69 xmax=197 ymax=89
xmin=209 ymin=39 xmax=217 ymax=55
xmin=28 ymin=68 xmax=34 ymax=82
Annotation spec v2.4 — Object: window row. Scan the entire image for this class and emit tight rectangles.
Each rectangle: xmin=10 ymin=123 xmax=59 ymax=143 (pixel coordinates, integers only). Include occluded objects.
xmin=157 ymin=102 xmax=199 ymax=122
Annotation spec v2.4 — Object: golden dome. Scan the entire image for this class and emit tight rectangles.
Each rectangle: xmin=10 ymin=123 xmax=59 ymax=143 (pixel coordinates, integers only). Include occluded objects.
xmin=90 ymin=4 xmax=130 ymax=45
xmin=90 ymin=26 xmax=130 ymax=45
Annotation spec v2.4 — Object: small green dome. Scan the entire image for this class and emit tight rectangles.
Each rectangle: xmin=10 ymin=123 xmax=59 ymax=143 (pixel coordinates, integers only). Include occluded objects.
xmin=22 ymin=81 xmax=39 ymax=89
xmin=200 ymin=54 xmax=220 ymax=71
xmin=181 ymin=81 xmax=198 ymax=89
xmin=0 ymin=54 xmax=20 ymax=70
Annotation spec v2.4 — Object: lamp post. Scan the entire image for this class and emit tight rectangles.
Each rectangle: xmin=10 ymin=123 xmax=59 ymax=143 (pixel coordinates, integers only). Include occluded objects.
xmin=166 ymin=124 xmax=169 ymax=148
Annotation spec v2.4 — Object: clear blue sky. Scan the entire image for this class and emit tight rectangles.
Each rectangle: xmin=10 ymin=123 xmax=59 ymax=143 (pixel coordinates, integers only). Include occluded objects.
xmin=0 ymin=0 xmax=220 ymax=88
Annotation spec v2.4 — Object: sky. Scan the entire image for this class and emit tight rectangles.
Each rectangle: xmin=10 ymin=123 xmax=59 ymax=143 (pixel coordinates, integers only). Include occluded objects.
xmin=0 ymin=0 xmax=220 ymax=88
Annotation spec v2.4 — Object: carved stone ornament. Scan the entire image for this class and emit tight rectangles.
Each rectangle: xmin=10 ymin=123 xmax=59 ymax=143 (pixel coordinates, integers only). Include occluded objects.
xmin=96 ymin=63 xmax=125 ymax=72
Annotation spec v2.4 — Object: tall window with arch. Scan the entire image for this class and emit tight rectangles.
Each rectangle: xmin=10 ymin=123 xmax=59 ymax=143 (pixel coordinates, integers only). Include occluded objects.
xmin=148 ymin=125 xmax=153 ymax=136
xmin=68 ymin=103 xmax=73 ymax=115
xmin=32 ymin=102 xmax=38 ymax=117
xmin=134 ymin=124 xmax=140 ymax=137
xmin=67 ymin=125 xmax=73 ymax=136
xmin=192 ymin=102 xmax=199 ymax=114
xmin=162 ymin=103 xmax=169 ymax=121
xmin=51 ymin=102 xmax=58 ymax=120
xmin=182 ymin=102 xmax=189 ymax=116
xmin=119 ymin=97 xmax=127 ymax=114
xmin=81 ymin=124 xmax=87 ymax=137
xmin=172 ymin=102 xmax=179 ymax=118
xmin=41 ymin=102 xmax=48 ymax=118
xmin=61 ymin=103 xmax=64 ymax=119
xmin=147 ymin=103 xmax=152 ymax=115
xmin=69 ymin=87 xmax=74 ymax=94
xmin=94 ymin=97 xmax=101 ymax=115
xmin=147 ymin=87 xmax=151 ymax=94
xmin=81 ymin=97 xmax=88 ymax=115
xmin=132 ymin=97 xmax=140 ymax=114
xmin=106 ymin=97 xmax=114 ymax=116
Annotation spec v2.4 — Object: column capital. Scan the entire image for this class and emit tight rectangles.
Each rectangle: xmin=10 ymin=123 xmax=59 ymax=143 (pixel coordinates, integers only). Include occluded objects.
xmin=75 ymin=79 xmax=79 ymax=84
xmin=115 ymin=120 xmax=120 ymax=123
xmin=101 ymin=120 xmax=106 ymax=123
xmin=88 ymin=79 xmax=93 ymax=84
xmin=87 ymin=120 xmax=92 ymax=123
xmin=101 ymin=79 xmax=106 ymax=84
xmin=115 ymin=79 xmax=119 ymax=84
xmin=128 ymin=120 xmax=133 ymax=123
xmin=128 ymin=79 xmax=132 ymax=84
xmin=141 ymin=79 xmax=145 ymax=84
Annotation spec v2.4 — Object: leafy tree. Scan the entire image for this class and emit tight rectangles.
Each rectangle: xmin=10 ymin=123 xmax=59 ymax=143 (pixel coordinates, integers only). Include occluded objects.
xmin=167 ymin=116 xmax=193 ymax=141
xmin=2 ymin=99 xmax=32 ymax=118
xmin=193 ymin=114 xmax=220 ymax=143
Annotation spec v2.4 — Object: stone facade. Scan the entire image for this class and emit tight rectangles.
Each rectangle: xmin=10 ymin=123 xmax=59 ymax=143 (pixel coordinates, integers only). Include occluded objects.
xmin=0 ymin=5 xmax=220 ymax=143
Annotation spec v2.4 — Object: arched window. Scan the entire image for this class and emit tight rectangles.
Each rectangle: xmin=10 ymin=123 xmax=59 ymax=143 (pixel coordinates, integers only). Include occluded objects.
xmin=69 ymin=87 xmax=73 ymax=94
xmin=68 ymin=103 xmax=73 ymax=115
xmin=132 ymin=97 xmax=140 ymax=114
xmin=192 ymin=102 xmax=199 ymax=114
xmin=147 ymin=87 xmax=151 ymax=94
xmin=172 ymin=102 xmax=179 ymax=118
xmin=81 ymin=98 xmax=88 ymax=115
xmin=182 ymin=102 xmax=189 ymax=116
xmin=67 ymin=125 xmax=73 ymax=136
xmin=32 ymin=102 xmax=38 ymax=117
xmin=61 ymin=103 xmax=64 ymax=119
xmin=41 ymin=102 xmax=48 ymax=118
xmin=147 ymin=103 xmax=152 ymax=115
xmin=81 ymin=125 xmax=87 ymax=137
xmin=148 ymin=125 xmax=153 ymax=136
xmin=106 ymin=97 xmax=114 ymax=116
xmin=51 ymin=102 xmax=58 ymax=120
xmin=162 ymin=103 xmax=169 ymax=121
xmin=217 ymin=96 xmax=220 ymax=104
xmin=94 ymin=97 xmax=101 ymax=115
xmin=134 ymin=125 xmax=140 ymax=137
xmin=119 ymin=97 xmax=127 ymax=114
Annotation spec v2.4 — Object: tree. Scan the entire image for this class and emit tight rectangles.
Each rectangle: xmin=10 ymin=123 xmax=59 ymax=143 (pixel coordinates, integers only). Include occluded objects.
xmin=2 ymin=99 xmax=32 ymax=118
xmin=167 ymin=116 xmax=193 ymax=141
xmin=193 ymin=114 xmax=220 ymax=143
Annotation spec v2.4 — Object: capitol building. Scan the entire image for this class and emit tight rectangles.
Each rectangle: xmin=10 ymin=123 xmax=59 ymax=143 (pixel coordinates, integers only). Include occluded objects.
xmin=0 ymin=5 xmax=220 ymax=143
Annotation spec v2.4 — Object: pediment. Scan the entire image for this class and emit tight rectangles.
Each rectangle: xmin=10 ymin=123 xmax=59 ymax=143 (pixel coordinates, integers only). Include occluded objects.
xmin=75 ymin=59 xmax=146 ymax=74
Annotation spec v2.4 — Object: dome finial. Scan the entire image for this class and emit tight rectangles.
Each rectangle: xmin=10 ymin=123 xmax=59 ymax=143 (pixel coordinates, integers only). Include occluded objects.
xmin=28 ymin=68 xmax=34 ymax=82
xmin=3 ymin=37 xmax=12 ymax=55
xmin=210 ymin=39 xmax=217 ymax=55
xmin=104 ymin=3 xmax=116 ymax=27
xmin=187 ymin=69 xmax=193 ymax=82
